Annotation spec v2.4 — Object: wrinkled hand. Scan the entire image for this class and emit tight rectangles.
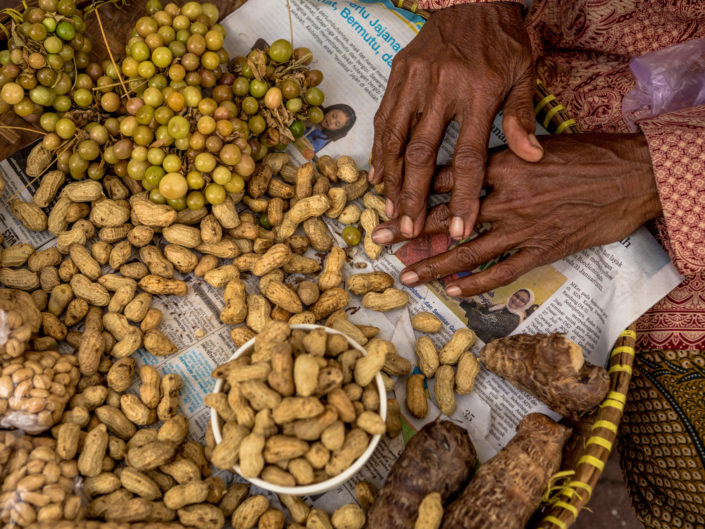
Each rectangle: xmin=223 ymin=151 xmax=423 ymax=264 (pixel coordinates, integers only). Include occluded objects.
xmin=369 ymin=2 xmax=542 ymax=242
xmin=373 ymin=134 xmax=662 ymax=297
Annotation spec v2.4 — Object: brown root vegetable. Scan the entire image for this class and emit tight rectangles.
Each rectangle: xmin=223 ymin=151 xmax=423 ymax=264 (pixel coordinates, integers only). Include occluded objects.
xmin=365 ymin=420 xmax=476 ymax=529
xmin=441 ymin=413 xmax=571 ymax=529
xmin=480 ymin=333 xmax=609 ymax=420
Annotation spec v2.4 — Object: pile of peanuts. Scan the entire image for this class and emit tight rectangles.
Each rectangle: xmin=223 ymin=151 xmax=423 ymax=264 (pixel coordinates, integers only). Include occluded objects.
xmin=0 ymin=358 xmax=380 ymax=529
xmin=407 ymin=314 xmax=480 ymax=419
xmin=209 ymin=322 xmax=402 ymax=487
xmin=0 ymin=145 xmax=448 ymax=528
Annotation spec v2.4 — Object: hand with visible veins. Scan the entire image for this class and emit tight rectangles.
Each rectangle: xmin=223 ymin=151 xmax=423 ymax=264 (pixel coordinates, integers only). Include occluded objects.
xmin=369 ymin=2 xmax=542 ymax=242
xmin=372 ymin=134 xmax=662 ymax=297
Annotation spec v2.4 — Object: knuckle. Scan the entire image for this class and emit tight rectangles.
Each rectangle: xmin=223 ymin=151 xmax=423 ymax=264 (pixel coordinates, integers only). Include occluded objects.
xmin=423 ymin=260 xmax=445 ymax=281
xmin=433 ymin=166 xmax=454 ymax=192
xmin=544 ymin=236 xmax=570 ymax=259
xmin=373 ymin=113 xmax=387 ymax=132
xmin=428 ymin=204 xmax=450 ymax=228
xmin=399 ymin=191 xmax=425 ymax=215
xmin=405 ymin=58 xmax=428 ymax=77
xmin=391 ymin=52 xmax=408 ymax=70
xmin=438 ymin=58 xmax=465 ymax=83
xmin=405 ymin=139 xmax=436 ymax=169
xmin=383 ymin=127 xmax=406 ymax=154
xmin=491 ymin=262 xmax=521 ymax=286
xmin=453 ymin=146 xmax=485 ymax=174
xmin=454 ymin=245 xmax=480 ymax=267
xmin=383 ymin=174 xmax=401 ymax=193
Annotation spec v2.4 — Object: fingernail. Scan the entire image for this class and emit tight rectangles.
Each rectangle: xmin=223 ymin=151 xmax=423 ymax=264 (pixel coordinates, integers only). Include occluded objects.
xmin=400 ymin=271 xmax=419 ymax=285
xmin=385 ymin=199 xmax=394 ymax=218
xmin=368 ymin=166 xmax=375 ymax=182
xmin=450 ymin=216 xmax=464 ymax=240
xmin=529 ymin=134 xmax=543 ymax=152
xmin=372 ymin=228 xmax=393 ymax=244
xmin=400 ymin=216 xmax=414 ymax=238
xmin=446 ymin=286 xmax=461 ymax=297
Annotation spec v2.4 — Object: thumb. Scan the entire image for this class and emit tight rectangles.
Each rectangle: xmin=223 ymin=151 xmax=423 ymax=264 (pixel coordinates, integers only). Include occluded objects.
xmin=502 ymin=68 xmax=543 ymax=163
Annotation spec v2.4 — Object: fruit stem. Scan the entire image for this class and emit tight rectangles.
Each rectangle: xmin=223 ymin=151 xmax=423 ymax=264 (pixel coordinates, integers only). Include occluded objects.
xmin=121 ymin=79 xmax=148 ymax=98
xmin=92 ymin=2 xmax=131 ymax=102
xmin=0 ymin=125 xmax=47 ymax=135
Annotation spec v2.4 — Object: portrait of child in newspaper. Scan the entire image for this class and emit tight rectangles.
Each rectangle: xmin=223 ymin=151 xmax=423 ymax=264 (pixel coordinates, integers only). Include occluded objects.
xmin=294 ymin=103 xmax=357 ymax=158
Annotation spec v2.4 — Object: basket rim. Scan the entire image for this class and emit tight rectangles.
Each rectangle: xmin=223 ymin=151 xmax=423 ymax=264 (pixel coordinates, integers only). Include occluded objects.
xmin=534 ymin=325 xmax=636 ymax=529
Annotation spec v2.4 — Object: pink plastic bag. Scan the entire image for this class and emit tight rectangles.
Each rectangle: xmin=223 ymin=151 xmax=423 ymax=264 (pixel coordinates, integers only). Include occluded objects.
xmin=622 ymin=38 xmax=705 ymax=131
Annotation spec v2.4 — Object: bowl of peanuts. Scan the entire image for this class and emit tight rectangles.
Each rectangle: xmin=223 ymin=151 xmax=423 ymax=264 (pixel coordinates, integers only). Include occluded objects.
xmin=210 ymin=322 xmax=388 ymax=495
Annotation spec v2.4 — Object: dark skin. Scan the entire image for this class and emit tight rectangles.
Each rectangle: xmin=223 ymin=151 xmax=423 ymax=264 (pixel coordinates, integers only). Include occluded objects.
xmin=370 ymin=3 xmax=663 ymax=297
xmin=369 ymin=3 xmax=543 ymax=241
xmin=371 ymin=134 xmax=662 ymax=297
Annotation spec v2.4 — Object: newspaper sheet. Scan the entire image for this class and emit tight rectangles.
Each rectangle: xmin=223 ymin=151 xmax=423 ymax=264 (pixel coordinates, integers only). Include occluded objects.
xmin=0 ymin=0 xmax=684 ymax=517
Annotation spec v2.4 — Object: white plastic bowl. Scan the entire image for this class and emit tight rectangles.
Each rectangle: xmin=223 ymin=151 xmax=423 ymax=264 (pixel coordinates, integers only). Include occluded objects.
xmin=210 ymin=323 xmax=387 ymax=495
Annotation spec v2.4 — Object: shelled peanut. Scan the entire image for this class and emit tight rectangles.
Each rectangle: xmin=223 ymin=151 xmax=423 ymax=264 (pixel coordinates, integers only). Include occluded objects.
xmin=0 ymin=289 xmax=41 ymax=361
xmin=0 ymin=431 xmax=85 ymax=526
xmin=0 ymin=349 xmax=80 ymax=434
xmin=208 ymin=321 xmax=389 ymax=486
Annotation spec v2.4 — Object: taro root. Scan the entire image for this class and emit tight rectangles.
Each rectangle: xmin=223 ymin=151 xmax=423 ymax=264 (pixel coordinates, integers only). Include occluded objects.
xmin=365 ymin=420 xmax=476 ymax=529
xmin=441 ymin=413 xmax=571 ymax=529
xmin=480 ymin=333 xmax=609 ymax=420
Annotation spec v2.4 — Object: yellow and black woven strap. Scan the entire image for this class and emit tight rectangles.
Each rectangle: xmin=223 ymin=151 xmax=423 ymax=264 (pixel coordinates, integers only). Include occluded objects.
xmin=394 ymin=0 xmax=431 ymax=18
xmin=536 ymin=326 xmax=636 ymax=529
xmin=534 ymin=79 xmax=580 ymax=134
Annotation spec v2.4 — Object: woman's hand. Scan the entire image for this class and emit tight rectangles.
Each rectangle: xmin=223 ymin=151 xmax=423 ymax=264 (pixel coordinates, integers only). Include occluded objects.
xmin=373 ymin=134 xmax=662 ymax=297
xmin=369 ymin=2 xmax=542 ymax=242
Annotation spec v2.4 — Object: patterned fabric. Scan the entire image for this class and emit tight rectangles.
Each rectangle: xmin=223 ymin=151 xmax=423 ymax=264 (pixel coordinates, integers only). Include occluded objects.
xmin=639 ymin=107 xmax=705 ymax=274
xmin=415 ymin=0 xmax=523 ymax=12
xmin=620 ymin=350 xmax=705 ymax=529
xmin=638 ymin=269 xmax=705 ymax=352
xmin=526 ymin=1 xmax=705 ymax=59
